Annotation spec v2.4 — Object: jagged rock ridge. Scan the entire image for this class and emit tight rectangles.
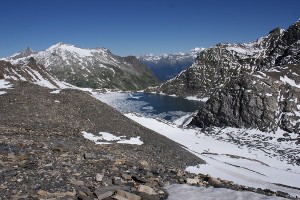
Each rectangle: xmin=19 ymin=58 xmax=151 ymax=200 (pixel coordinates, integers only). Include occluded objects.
xmin=139 ymin=48 xmax=204 ymax=82
xmin=6 ymin=43 xmax=159 ymax=90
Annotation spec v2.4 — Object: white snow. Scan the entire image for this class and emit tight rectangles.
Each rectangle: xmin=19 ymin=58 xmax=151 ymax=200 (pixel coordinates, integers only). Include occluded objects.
xmin=82 ymin=131 xmax=143 ymax=145
xmin=125 ymin=113 xmax=300 ymax=197
xmin=280 ymin=75 xmax=300 ymax=88
xmin=185 ymin=96 xmax=209 ymax=102
xmin=50 ymin=90 xmax=61 ymax=94
xmin=0 ymin=79 xmax=13 ymax=89
xmin=0 ymin=91 xmax=7 ymax=95
xmin=166 ymin=184 xmax=286 ymax=200
xmin=265 ymin=93 xmax=272 ymax=97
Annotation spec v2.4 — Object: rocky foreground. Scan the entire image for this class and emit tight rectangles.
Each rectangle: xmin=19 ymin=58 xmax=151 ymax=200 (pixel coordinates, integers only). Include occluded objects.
xmin=0 ymin=82 xmax=296 ymax=199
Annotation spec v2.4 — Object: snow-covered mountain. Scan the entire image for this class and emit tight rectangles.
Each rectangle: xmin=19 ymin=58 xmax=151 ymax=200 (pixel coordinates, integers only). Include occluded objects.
xmin=139 ymin=48 xmax=205 ymax=82
xmin=6 ymin=43 xmax=158 ymax=90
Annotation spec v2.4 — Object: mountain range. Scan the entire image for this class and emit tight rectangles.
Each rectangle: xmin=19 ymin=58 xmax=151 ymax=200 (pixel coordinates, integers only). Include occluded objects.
xmin=138 ymin=48 xmax=204 ymax=82
xmin=4 ymin=43 xmax=158 ymax=90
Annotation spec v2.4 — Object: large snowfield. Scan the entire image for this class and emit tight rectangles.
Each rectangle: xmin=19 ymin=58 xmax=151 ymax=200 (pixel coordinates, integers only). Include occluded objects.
xmin=125 ymin=113 xmax=300 ymax=198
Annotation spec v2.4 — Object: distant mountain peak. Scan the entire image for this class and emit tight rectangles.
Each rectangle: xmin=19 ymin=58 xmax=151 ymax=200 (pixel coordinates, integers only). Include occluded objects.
xmin=9 ymin=47 xmax=36 ymax=60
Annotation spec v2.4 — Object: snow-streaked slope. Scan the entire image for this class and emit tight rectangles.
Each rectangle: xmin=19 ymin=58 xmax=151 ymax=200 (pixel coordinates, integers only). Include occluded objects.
xmin=0 ymin=58 xmax=71 ymax=89
xmin=7 ymin=43 xmax=158 ymax=90
xmin=125 ymin=113 xmax=300 ymax=198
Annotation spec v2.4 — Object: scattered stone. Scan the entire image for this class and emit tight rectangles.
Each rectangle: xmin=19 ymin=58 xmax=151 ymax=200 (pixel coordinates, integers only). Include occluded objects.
xmin=186 ymin=178 xmax=199 ymax=185
xmin=277 ymin=190 xmax=290 ymax=198
xmin=207 ymin=177 xmax=223 ymax=187
xmin=132 ymin=175 xmax=147 ymax=183
xmin=96 ymin=173 xmax=104 ymax=182
xmin=84 ymin=153 xmax=96 ymax=159
xmin=94 ymin=185 xmax=130 ymax=197
xmin=114 ymin=190 xmax=141 ymax=200
xmin=37 ymin=190 xmax=48 ymax=196
xmin=96 ymin=191 xmax=114 ymax=200
xmin=122 ymin=173 xmax=132 ymax=181
xmin=137 ymin=185 xmax=157 ymax=195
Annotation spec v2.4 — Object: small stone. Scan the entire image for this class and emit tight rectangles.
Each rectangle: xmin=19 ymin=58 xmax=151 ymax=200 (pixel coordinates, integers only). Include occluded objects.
xmin=114 ymin=159 xmax=126 ymax=165
xmin=96 ymin=191 xmax=114 ymax=200
xmin=121 ymin=173 xmax=132 ymax=181
xmin=76 ymin=186 xmax=94 ymax=197
xmin=132 ymin=175 xmax=147 ymax=183
xmin=208 ymin=177 xmax=223 ymax=187
xmin=94 ymin=185 xmax=130 ymax=197
xmin=0 ymin=185 xmax=7 ymax=189
xmin=71 ymin=180 xmax=84 ymax=186
xmin=101 ymin=154 xmax=115 ymax=160
xmin=140 ymin=160 xmax=149 ymax=167
xmin=37 ymin=190 xmax=48 ymax=196
xmin=113 ymin=177 xmax=124 ymax=185
xmin=277 ymin=191 xmax=290 ymax=198
xmin=114 ymin=190 xmax=141 ymax=200
xmin=96 ymin=173 xmax=104 ymax=182
xmin=186 ymin=178 xmax=199 ymax=185
xmin=137 ymin=185 xmax=157 ymax=195
xmin=84 ymin=153 xmax=96 ymax=159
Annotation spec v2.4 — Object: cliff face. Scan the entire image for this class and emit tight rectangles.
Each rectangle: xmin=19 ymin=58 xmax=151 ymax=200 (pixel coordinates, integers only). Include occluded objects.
xmin=190 ymin=71 xmax=300 ymax=133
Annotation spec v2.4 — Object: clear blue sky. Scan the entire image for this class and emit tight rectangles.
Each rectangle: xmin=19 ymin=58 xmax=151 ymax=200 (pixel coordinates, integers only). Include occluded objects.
xmin=0 ymin=0 xmax=299 ymax=57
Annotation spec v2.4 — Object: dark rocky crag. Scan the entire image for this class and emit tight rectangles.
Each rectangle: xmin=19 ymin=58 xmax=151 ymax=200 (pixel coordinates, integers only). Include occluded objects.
xmin=158 ymin=20 xmax=300 ymax=99
xmin=190 ymin=72 xmax=300 ymax=134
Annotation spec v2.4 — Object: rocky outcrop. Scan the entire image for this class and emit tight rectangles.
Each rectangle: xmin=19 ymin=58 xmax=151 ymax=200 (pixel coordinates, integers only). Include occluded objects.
xmin=6 ymin=43 xmax=159 ymax=90
xmin=190 ymin=72 xmax=300 ymax=133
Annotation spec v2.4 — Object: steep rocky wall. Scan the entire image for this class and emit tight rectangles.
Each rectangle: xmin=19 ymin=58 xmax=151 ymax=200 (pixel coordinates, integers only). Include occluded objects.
xmin=190 ymin=72 xmax=300 ymax=133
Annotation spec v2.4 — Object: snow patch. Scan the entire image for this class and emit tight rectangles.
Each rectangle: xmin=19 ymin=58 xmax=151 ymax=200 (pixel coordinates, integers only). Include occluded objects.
xmin=280 ymin=75 xmax=300 ymax=88
xmin=50 ymin=90 xmax=61 ymax=94
xmin=0 ymin=80 xmax=13 ymax=89
xmin=0 ymin=91 xmax=7 ymax=95
xmin=166 ymin=184 xmax=286 ymax=200
xmin=185 ymin=96 xmax=209 ymax=102
xmin=82 ymin=131 xmax=143 ymax=145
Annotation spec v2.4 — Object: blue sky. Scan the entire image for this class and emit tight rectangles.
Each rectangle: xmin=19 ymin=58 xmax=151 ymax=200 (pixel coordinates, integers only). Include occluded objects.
xmin=0 ymin=0 xmax=299 ymax=57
